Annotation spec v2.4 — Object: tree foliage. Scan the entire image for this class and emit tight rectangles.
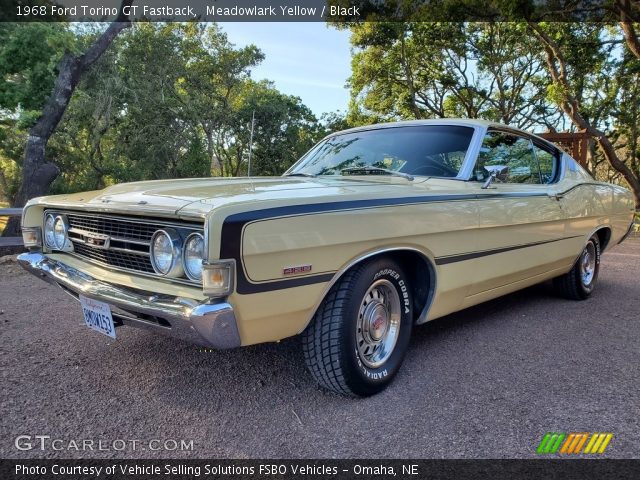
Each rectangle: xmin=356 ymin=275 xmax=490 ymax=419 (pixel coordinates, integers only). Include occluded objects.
xmin=527 ymin=22 xmax=640 ymax=206
xmin=347 ymin=22 xmax=560 ymax=129
xmin=0 ymin=23 xmax=331 ymax=204
xmin=0 ymin=22 xmax=77 ymax=112
xmin=4 ymin=15 xmax=638 ymax=210
xmin=0 ymin=22 xmax=77 ymax=203
xmin=344 ymin=18 xmax=640 ymax=206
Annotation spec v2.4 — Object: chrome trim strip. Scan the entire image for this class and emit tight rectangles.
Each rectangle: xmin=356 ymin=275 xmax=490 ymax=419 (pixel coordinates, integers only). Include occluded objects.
xmin=108 ymin=246 xmax=150 ymax=256
xmin=69 ymin=236 xmax=150 ymax=256
xmin=17 ymin=252 xmax=240 ymax=349
xmin=69 ymin=227 xmax=151 ymax=246
xmin=203 ymin=222 xmax=210 ymax=264
xmin=48 ymin=209 xmax=204 ymax=231
xmin=458 ymin=124 xmax=488 ymax=181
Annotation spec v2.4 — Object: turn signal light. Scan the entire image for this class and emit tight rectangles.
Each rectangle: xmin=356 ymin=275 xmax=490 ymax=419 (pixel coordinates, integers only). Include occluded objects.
xmin=22 ymin=227 xmax=42 ymax=247
xmin=202 ymin=261 xmax=235 ymax=297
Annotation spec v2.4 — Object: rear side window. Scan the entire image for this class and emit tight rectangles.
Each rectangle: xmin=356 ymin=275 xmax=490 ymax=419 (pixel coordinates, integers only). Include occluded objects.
xmin=566 ymin=156 xmax=594 ymax=180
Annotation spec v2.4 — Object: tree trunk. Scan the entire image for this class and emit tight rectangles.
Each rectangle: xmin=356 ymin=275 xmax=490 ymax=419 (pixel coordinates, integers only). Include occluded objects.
xmin=618 ymin=0 xmax=640 ymax=59
xmin=3 ymin=2 xmax=133 ymax=237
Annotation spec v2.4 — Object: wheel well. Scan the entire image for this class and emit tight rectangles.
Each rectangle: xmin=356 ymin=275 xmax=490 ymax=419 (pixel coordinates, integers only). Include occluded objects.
xmin=366 ymin=250 xmax=436 ymax=323
xmin=595 ymin=227 xmax=611 ymax=251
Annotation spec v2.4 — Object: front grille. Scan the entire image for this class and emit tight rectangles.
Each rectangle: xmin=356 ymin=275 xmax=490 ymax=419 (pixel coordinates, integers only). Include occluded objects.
xmin=73 ymin=242 xmax=155 ymax=273
xmin=47 ymin=211 xmax=203 ymax=284
xmin=68 ymin=214 xmax=160 ymax=242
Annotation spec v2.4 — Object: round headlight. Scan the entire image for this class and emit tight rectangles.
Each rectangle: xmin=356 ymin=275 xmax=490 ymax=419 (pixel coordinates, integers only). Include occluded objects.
xmin=53 ymin=215 xmax=68 ymax=250
xmin=183 ymin=233 xmax=204 ymax=281
xmin=44 ymin=213 xmax=56 ymax=248
xmin=150 ymin=229 xmax=183 ymax=277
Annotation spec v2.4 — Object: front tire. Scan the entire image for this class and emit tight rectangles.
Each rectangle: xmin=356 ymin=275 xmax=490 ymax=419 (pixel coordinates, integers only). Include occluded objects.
xmin=302 ymin=258 xmax=413 ymax=397
xmin=553 ymin=234 xmax=601 ymax=300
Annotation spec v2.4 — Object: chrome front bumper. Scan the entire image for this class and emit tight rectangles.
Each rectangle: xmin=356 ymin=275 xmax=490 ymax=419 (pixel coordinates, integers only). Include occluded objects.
xmin=17 ymin=252 xmax=241 ymax=349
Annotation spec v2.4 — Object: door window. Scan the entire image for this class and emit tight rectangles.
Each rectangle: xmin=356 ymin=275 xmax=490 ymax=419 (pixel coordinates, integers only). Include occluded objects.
xmin=474 ymin=131 xmax=541 ymax=184
xmin=532 ymin=143 xmax=558 ymax=184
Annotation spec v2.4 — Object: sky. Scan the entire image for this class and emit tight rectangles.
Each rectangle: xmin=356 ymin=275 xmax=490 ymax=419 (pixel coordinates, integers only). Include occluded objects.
xmin=219 ymin=22 xmax=353 ymax=117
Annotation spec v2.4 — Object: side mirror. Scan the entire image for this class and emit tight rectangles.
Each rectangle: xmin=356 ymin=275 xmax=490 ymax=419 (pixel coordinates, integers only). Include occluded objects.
xmin=481 ymin=165 xmax=508 ymax=188
xmin=481 ymin=170 xmax=497 ymax=189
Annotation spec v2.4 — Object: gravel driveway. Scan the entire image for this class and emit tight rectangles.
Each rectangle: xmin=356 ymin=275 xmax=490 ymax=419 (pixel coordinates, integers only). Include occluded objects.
xmin=1 ymin=238 xmax=638 ymax=459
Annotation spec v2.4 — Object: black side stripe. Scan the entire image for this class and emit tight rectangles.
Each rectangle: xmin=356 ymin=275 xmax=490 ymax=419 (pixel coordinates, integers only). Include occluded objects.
xmin=223 ymin=192 xmax=547 ymax=227
xmin=434 ymin=235 xmax=583 ymax=265
xmin=219 ymin=192 xmax=568 ymax=294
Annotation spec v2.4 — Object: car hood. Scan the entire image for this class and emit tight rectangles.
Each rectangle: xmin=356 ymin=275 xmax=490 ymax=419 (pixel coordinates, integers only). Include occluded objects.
xmin=32 ymin=176 xmax=455 ymax=218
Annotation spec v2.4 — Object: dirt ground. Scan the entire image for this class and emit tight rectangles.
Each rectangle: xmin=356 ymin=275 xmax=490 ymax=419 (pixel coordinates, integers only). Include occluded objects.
xmin=1 ymin=237 xmax=638 ymax=459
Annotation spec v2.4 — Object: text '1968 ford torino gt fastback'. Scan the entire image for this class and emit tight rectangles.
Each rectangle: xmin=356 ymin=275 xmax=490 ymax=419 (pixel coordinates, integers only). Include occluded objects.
xmin=18 ymin=119 xmax=636 ymax=396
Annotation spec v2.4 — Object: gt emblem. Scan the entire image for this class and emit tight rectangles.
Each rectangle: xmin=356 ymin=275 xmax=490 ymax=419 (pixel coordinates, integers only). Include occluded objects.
xmin=83 ymin=232 xmax=111 ymax=249
xmin=283 ymin=264 xmax=312 ymax=276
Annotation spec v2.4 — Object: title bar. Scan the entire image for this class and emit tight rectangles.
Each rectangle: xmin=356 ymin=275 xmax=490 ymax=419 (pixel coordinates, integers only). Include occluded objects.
xmin=2 ymin=0 xmax=638 ymax=22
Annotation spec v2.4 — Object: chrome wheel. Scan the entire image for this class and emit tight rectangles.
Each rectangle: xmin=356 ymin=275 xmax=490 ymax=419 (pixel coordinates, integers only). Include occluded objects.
xmin=580 ymin=242 xmax=596 ymax=286
xmin=356 ymin=279 xmax=402 ymax=369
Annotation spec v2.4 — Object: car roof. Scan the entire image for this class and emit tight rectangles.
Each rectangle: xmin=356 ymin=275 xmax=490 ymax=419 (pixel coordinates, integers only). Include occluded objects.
xmin=332 ymin=118 xmax=532 ymax=137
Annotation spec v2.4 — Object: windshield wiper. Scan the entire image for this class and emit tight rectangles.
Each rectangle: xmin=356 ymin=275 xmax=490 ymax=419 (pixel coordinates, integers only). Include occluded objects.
xmin=341 ymin=167 xmax=414 ymax=181
xmin=284 ymin=172 xmax=317 ymax=178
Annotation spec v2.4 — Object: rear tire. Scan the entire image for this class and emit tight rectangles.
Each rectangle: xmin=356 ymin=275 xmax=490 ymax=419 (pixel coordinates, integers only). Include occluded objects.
xmin=553 ymin=234 xmax=601 ymax=300
xmin=302 ymin=258 xmax=413 ymax=397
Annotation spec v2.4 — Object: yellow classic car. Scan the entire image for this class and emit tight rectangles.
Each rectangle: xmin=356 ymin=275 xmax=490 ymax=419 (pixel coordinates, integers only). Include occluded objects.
xmin=18 ymin=119 xmax=636 ymax=396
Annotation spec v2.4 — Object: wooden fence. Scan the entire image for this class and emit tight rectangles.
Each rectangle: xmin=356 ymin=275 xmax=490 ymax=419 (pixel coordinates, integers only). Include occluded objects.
xmin=538 ymin=130 xmax=591 ymax=167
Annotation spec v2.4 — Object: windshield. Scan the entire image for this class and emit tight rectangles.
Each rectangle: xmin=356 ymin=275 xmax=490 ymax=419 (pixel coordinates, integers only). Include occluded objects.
xmin=288 ymin=125 xmax=474 ymax=178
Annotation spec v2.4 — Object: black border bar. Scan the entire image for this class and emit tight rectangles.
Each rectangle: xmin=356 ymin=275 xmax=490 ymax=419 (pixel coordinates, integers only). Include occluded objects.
xmin=2 ymin=459 xmax=640 ymax=480
xmin=2 ymin=0 xmax=638 ymax=22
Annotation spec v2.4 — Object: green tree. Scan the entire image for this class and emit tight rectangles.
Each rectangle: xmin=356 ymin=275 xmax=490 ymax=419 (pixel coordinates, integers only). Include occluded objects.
xmin=176 ymin=23 xmax=264 ymax=176
xmin=0 ymin=22 xmax=76 ymax=203
xmin=528 ymin=22 xmax=640 ymax=207
xmin=46 ymin=23 xmax=323 ymax=188
xmin=2 ymin=1 xmax=134 ymax=237
xmin=346 ymin=22 xmax=558 ymax=129
xmin=51 ymin=23 xmax=261 ymax=186
xmin=209 ymin=80 xmax=318 ymax=177
xmin=2 ymin=19 xmax=327 ymax=214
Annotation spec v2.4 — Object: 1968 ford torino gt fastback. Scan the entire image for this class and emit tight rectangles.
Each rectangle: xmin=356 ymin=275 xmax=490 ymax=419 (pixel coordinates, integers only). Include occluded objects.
xmin=18 ymin=119 xmax=635 ymax=396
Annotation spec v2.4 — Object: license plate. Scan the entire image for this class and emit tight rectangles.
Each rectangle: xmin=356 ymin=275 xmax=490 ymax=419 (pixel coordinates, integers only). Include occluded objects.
xmin=80 ymin=295 xmax=116 ymax=339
